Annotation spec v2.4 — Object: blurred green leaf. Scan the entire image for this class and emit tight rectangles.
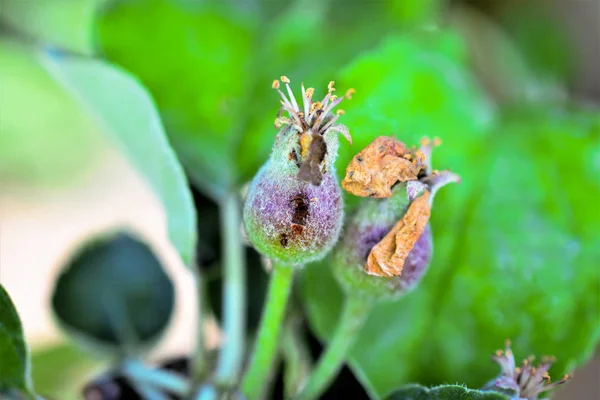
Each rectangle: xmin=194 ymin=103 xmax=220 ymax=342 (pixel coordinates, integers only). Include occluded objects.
xmin=387 ymin=0 xmax=441 ymax=26
xmin=97 ymin=0 xmax=406 ymax=188
xmin=97 ymin=0 xmax=256 ymax=198
xmin=387 ymin=384 xmax=508 ymax=400
xmin=31 ymin=343 xmax=104 ymax=400
xmin=0 ymin=0 xmax=106 ymax=54
xmin=43 ymin=54 xmax=197 ymax=267
xmin=0 ymin=284 xmax=33 ymax=396
xmin=450 ymin=6 xmax=564 ymax=105
xmin=51 ymin=232 xmax=175 ymax=354
xmin=301 ymin=35 xmax=600 ymax=397
xmin=0 ymin=39 xmax=101 ymax=187
xmin=335 ymin=32 xmax=495 ymax=209
xmin=497 ymin=3 xmax=573 ymax=83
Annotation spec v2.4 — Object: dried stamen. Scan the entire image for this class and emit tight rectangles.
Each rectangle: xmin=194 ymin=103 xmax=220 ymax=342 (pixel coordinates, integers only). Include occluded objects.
xmin=272 ymin=77 xmax=354 ymax=185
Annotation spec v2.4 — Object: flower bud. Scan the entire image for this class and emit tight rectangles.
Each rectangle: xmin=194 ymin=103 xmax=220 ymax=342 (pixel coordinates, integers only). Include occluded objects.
xmin=483 ymin=340 xmax=571 ymax=400
xmin=243 ymin=77 xmax=353 ymax=265
xmin=332 ymin=136 xmax=458 ymax=299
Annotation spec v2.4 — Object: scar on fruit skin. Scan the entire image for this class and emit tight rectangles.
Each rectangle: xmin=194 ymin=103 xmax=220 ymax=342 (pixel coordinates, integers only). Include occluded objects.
xmin=279 ymin=194 xmax=310 ymax=248
xmin=280 ymin=233 xmax=289 ymax=248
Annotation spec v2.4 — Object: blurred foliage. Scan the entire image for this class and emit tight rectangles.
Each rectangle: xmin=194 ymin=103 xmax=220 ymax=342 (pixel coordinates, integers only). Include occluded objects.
xmin=0 ymin=285 xmax=33 ymax=397
xmin=0 ymin=0 xmax=102 ymax=54
xmin=31 ymin=343 xmax=105 ymax=400
xmin=52 ymin=232 xmax=175 ymax=355
xmin=96 ymin=0 xmax=443 ymax=196
xmin=44 ymin=53 xmax=197 ymax=266
xmin=0 ymin=39 xmax=102 ymax=187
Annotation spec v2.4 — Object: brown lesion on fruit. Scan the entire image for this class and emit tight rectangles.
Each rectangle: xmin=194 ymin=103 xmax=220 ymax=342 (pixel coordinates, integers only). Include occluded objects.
xmin=280 ymin=233 xmax=289 ymax=248
xmin=291 ymin=224 xmax=304 ymax=236
xmin=288 ymin=148 xmax=300 ymax=167
xmin=342 ymin=136 xmax=428 ymax=198
xmin=298 ymin=134 xmax=328 ymax=185
xmin=290 ymin=194 xmax=309 ymax=226
xmin=365 ymin=191 xmax=431 ymax=277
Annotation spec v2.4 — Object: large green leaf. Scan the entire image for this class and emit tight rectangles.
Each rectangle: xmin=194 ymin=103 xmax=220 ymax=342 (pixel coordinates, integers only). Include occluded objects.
xmin=387 ymin=384 xmax=507 ymax=400
xmin=300 ymin=34 xmax=600 ymax=398
xmin=0 ymin=39 xmax=101 ymax=187
xmin=96 ymin=0 xmax=429 ymax=189
xmin=0 ymin=285 xmax=33 ymax=397
xmin=96 ymin=0 xmax=256 ymax=197
xmin=43 ymin=54 xmax=197 ymax=267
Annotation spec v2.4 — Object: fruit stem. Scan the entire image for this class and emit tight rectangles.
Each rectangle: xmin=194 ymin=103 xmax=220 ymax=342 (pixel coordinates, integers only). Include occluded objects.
xmin=214 ymin=190 xmax=247 ymax=387
xmin=242 ymin=263 xmax=295 ymax=399
xmin=190 ymin=269 xmax=207 ymax=383
xmin=121 ymin=359 xmax=190 ymax=397
xmin=296 ymin=295 xmax=372 ymax=400
xmin=281 ymin=307 xmax=313 ymax=398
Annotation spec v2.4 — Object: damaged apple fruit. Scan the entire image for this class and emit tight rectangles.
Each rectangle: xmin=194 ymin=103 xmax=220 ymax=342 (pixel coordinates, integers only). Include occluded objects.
xmin=333 ymin=136 xmax=460 ymax=298
xmin=243 ymin=77 xmax=353 ymax=266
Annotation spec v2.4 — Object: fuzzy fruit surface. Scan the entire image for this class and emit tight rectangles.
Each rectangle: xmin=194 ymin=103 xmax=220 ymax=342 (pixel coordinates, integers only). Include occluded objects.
xmin=332 ymin=183 xmax=432 ymax=299
xmin=244 ymin=159 xmax=343 ymax=265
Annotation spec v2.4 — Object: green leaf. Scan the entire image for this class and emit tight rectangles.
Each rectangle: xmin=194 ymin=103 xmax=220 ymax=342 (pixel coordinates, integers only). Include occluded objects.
xmin=300 ymin=34 xmax=600 ymax=397
xmin=51 ymin=232 xmax=175 ymax=354
xmin=42 ymin=54 xmax=197 ymax=267
xmin=96 ymin=0 xmax=406 ymax=187
xmin=96 ymin=0 xmax=256 ymax=197
xmin=0 ymin=285 xmax=33 ymax=396
xmin=0 ymin=0 xmax=106 ymax=55
xmin=0 ymin=39 xmax=102 ymax=187
xmin=31 ymin=343 xmax=104 ymax=400
xmin=387 ymin=384 xmax=508 ymax=400
xmin=334 ymin=32 xmax=495 ymax=210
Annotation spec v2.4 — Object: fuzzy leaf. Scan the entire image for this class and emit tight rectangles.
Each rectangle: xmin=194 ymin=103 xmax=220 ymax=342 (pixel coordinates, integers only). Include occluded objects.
xmin=387 ymin=384 xmax=508 ymax=400
xmin=43 ymin=54 xmax=197 ymax=267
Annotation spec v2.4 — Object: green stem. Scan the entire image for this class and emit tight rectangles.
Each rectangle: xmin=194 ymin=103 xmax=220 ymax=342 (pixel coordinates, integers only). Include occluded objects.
xmin=190 ymin=269 xmax=207 ymax=383
xmin=241 ymin=264 xmax=295 ymax=400
xmin=214 ymin=191 xmax=246 ymax=387
xmin=281 ymin=311 xmax=313 ymax=399
xmin=121 ymin=360 xmax=190 ymax=397
xmin=296 ymin=296 xmax=372 ymax=400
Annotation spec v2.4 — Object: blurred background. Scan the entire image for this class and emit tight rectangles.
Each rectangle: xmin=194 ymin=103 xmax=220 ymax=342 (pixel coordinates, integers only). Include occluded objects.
xmin=0 ymin=0 xmax=598 ymax=399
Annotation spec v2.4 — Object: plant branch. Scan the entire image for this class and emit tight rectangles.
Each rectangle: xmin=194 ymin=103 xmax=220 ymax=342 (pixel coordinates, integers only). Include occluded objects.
xmin=281 ymin=310 xmax=313 ymax=399
xmin=214 ymin=190 xmax=247 ymax=387
xmin=241 ymin=263 xmax=295 ymax=399
xmin=121 ymin=359 xmax=190 ymax=397
xmin=296 ymin=295 xmax=372 ymax=400
xmin=190 ymin=268 xmax=207 ymax=383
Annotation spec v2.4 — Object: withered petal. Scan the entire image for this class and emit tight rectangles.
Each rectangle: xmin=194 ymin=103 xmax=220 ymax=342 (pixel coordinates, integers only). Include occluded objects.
xmin=342 ymin=136 xmax=423 ymax=198
xmin=365 ymin=191 xmax=431 ymax=277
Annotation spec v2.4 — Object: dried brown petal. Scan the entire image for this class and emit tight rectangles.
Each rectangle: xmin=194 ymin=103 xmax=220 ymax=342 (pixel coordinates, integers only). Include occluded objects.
xmin=342 ymin=136 xmax=424 ymax=198
xmin=365 ymin=191 xmax=431 ymax=277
